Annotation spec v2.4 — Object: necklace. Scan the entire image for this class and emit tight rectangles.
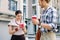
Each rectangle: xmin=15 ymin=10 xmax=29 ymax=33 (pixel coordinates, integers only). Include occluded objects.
xmin=15 ymin=20 xmax=21 ymax=25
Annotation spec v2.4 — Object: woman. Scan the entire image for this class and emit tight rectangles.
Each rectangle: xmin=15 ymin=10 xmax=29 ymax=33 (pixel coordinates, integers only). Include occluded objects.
xmin=8 ymin=10 xmax=27 ymax=40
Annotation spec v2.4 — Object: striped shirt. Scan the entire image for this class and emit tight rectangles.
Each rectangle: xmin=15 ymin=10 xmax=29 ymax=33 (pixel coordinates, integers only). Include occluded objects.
xmin=40 ymin=6 xmax=58 ymax=32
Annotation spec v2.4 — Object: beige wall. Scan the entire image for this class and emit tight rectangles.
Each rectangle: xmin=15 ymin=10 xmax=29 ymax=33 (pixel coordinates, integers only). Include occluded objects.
xmin=0 ymin=0 xmax=23 ymax=21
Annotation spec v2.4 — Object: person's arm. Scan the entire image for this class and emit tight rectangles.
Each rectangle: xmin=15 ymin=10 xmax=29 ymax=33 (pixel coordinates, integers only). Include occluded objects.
xmin=41 ymin=23 xmax=52 ymax=30
xmin=41 ymin=10 xmax=58 ymax=30
xmin=8 ymin=25 xmax=16 ymax=35
xmin=22 ymin=23 xmax=27 ymax=34
xmin=22 ymin=27 xmax=27 ymax=34
xmin=32 ymin=19 xmax=39 ymax=25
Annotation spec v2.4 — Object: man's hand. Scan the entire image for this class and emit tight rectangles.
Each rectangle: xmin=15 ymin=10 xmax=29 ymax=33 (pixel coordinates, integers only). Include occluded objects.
xmin=32 ymin=19 xmax=39 ymax=25
xmin=41 ymin=23 xmax=52 ymax=30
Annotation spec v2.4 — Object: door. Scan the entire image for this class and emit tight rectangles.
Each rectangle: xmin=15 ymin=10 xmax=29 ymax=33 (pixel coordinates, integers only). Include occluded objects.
xmin=0 ymin=21 xmax=11 ymax=40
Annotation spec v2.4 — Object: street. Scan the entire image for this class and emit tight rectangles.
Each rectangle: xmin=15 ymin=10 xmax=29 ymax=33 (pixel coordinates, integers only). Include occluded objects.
xmin=27 ymin=35 xmax=60 ymax=40
xmin=56 ymin=36 xmax=60 ymax=40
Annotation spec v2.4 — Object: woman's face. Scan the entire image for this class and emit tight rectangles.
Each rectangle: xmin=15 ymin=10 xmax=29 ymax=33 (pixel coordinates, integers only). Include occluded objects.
xmin=16 ymin=13 xmax=22 ymax=20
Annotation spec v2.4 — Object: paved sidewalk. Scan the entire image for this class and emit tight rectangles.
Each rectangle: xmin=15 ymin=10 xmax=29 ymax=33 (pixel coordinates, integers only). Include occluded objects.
xmin=27 ymin=35 xmax=60 ymax=40
xmin=56 ymin=36 xmax=60 ymax=40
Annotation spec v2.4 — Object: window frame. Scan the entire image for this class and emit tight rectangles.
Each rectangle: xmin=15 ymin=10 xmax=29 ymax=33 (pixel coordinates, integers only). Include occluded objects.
xmin=8 ymin=0 xmax=17 ymax=11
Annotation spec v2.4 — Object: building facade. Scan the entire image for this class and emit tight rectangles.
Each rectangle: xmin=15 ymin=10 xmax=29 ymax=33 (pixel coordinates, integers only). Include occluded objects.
xmin=0 ymin=0 xmax=23 ymax=40
xmin=23 ymin=0 xmax=60 ymax=34
xmin=0 ymin=0 xmax=60 ymax=40
xmin=52 ymin=0 xmax=60 ymax=33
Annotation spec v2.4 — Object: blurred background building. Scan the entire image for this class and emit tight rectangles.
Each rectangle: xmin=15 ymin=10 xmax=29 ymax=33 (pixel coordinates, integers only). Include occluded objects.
xmin=0 ymin=0 xmax=60 ymax=40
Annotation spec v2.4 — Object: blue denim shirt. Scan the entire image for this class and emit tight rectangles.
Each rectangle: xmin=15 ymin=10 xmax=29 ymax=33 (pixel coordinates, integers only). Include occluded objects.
xmin=40 ymin=6 xmax=58 ymax=32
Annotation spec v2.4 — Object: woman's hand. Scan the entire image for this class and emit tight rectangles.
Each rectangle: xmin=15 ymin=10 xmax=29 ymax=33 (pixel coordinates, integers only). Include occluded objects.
xmin=8 ymin=25 xmax=17 ymax=35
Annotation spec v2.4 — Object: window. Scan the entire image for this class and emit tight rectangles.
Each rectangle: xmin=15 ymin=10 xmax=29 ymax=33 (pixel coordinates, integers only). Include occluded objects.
xmin=57 ymin=26 xmax=60 ymax=33
xmin=32 ymin=0 xmax=36 ymax=4
xmin=57 ymin=8 xmax=60 ymax=33
xmin=23 ymin=6 xmax=26 ymax=19
xmin=0 ymin=0 xmax=1 ymax=7
xmin=34 ymin=25 xmax=36 ymax=34
xmin=23 ymin=0 xmax=26 ymax=4
xmin=8 ymin=0 xmax=17 ymax=11
xmin=32 ymin=6 xmax=36 ymax=15
xmin=57 ymin=8 xmax=60 ymax=23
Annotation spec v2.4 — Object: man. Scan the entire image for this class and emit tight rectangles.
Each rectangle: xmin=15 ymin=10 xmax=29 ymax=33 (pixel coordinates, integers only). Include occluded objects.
xmin=32 ymin=0 xmax=58 ymax=40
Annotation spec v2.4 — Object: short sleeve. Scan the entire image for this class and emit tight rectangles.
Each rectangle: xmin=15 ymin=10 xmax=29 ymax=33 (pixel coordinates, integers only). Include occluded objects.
xmin=8 ymin=20 xmax=13 ymax=26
